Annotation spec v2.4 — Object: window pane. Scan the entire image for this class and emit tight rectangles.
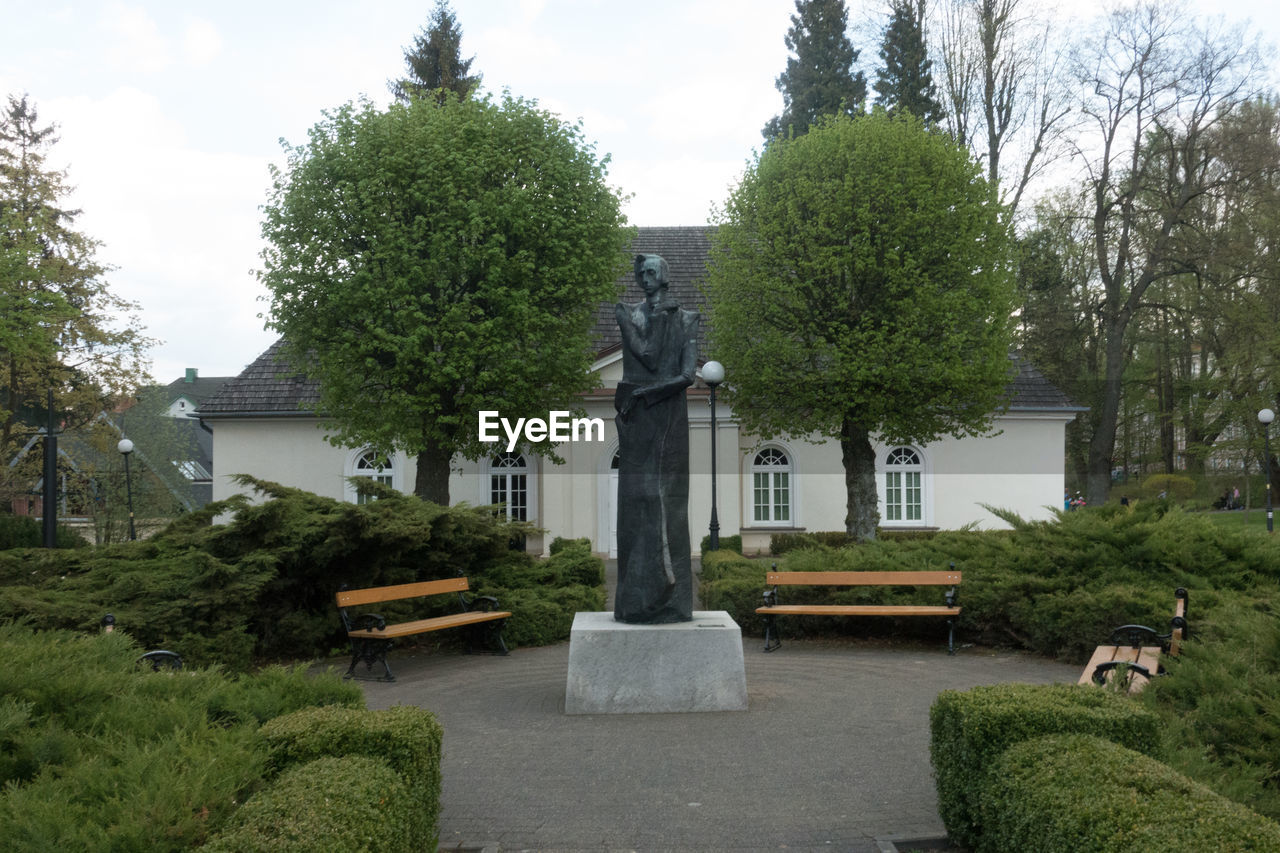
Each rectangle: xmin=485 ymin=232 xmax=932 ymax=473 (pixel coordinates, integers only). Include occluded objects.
xmin=885 ymin=472 xmax=901 ymax=521
xmin=774 ymin=472 xmax=789 ymax=521
xmin=906 ymin=472 xmax=921 ymax=521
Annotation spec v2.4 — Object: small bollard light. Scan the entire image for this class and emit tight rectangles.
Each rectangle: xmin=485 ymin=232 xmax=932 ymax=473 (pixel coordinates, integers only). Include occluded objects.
xmin=101 ymin=613 xmax=115 ymax=634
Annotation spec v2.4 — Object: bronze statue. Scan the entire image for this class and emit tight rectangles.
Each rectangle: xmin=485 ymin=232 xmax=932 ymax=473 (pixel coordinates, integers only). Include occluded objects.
xmin=614 ymin=254 xmax=699 ymax=623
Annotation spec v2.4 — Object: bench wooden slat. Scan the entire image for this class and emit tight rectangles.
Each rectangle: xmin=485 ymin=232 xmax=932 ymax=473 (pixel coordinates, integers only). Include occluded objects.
xmin=756 ymin=605 xmax=961 ymax=616
xmin=336 ymin=576 xmax=470 ymax=608
xmin=766 ymin=570 xmax=961 ymax=586
xmin=347 ymin=609 xmax=511 ymax=639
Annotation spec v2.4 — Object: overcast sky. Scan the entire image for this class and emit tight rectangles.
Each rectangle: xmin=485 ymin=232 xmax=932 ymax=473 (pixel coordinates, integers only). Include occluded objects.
xmin=2 ymin=1 xmax=1278 ymax=384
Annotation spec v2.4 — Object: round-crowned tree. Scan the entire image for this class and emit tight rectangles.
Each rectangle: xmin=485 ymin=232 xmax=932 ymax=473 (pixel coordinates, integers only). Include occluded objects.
xmin=258 ymin=93 xmax=631 ymax=503
xmin=706 ymin=109 xmax=1014 ymax=540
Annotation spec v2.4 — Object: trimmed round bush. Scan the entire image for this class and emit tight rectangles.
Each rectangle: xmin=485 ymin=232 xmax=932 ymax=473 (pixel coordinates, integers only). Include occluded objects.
xmin=260 ymin=704 xmax=443 ymax=851
xmin=205 ymin=755 xmax=413 ymax=852
xmin=979 ymin=734 xmax=1280 ymax=852
xmin=930 ymin=682 xmax=1161 ymax=850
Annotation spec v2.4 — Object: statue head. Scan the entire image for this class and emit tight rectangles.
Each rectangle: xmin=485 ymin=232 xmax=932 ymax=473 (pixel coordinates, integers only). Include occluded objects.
xmin=634 ymin=253 xmax=669 ymax=297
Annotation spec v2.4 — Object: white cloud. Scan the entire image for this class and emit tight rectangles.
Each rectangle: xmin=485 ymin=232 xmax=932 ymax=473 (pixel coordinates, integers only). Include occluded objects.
xmin=101 ymin=3 xmax=171 ymax=73
xmin=183 ymin=17 xmax=223 ymax=66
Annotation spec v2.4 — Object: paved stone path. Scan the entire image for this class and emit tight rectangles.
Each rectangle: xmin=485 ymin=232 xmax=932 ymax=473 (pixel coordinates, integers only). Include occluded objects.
xmin=356 ymin=638 xmax=1078 ymax=852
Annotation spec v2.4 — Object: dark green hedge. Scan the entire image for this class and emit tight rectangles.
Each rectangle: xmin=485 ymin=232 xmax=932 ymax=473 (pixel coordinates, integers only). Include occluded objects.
xmin=204 ymin=755 xmax=414 ymax=852
xmin=260 ymin=704 xmax=443 ymax=851
xmin=699 ymin=533 xmax=743 ymax=555
xmin=930 ymin=682 xmax=1161 ymax=851
xmin=0 ymin=514 xmax=86 ymax=549
xmin=0 ymin=623 xmax=362 ymax=851
xmin=698 ymin=550 xmax=770 ymax=636
xmin=979 ymin=734 xmax=1280 ymax=852
xmin=0 ymin=477 xmax=605 ymax=668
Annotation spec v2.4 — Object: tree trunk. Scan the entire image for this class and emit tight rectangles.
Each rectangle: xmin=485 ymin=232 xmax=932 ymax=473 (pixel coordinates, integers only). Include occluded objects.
xmin=1086 ymin=321 xmax=1127 ymax=504
xmin=414 ymin=445 xmax=452 ymax=504
xmin=841 ymin=416 xmax=880 ymax=542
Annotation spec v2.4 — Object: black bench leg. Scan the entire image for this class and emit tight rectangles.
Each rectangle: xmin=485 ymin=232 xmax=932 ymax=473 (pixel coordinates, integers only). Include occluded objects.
xmin=762 ymin=614 xmax=781 ymax=653
xmin=345 ymin=638 xmax=396 ymax=682
xmin=947 ymin=618 xmax=956 ymax=656
xmin=467 ymin=620 xmax=510 ymax=656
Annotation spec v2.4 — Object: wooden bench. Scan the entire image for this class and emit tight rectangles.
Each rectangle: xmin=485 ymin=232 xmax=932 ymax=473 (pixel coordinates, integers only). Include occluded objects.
xmin=336 ymin=577 xmax=511 ymax=682
xmin=756 ymin=565 xmax=962 ymax=654
xmin=1079 ymin=588 xmax=1188 ymax=693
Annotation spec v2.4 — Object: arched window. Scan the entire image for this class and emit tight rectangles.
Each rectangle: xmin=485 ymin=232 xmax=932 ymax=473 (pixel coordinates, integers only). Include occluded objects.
xmin=350 ymin=450 xmax=394 ymax=504
xmin=490 ymin=452 xmax=528 ymax=521
xmin=752 ymin=446 xmax=792 ymax=524
xmin=883 ymin=447 xmax=923 ymax=523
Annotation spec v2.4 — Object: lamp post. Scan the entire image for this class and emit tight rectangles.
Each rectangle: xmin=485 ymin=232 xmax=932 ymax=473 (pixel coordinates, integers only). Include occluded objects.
xmin=703 ymin=360 xmax=725 ymax=551
xmin=1260 ymin=408 xmax=1275 ymax=534
xmin=117 ymin=438 xmax=137 ymax=541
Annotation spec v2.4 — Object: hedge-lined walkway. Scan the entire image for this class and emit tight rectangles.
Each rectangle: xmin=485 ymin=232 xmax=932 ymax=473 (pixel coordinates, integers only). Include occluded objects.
xmin=355 ymin=639 xmax=1078 ymax=851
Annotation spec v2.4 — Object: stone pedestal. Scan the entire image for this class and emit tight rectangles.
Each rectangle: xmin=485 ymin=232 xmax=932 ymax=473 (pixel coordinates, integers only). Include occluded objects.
xmin=564 ymin=611 xmax=748 ymax=714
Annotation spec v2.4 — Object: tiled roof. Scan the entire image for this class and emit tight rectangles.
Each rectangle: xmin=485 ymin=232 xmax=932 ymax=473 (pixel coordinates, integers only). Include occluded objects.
xmin=592 ymin=226 xmax=714 ymax=354
xmin=165 ymin=374 xmax=234 ymax=404
xmin=1007 ymin=353 xmax=1084 ymax=411
xmin=199 ymin=226 xmax=1080 ymax=416
xmin=197 ymin=339 xmax=320 ymax=416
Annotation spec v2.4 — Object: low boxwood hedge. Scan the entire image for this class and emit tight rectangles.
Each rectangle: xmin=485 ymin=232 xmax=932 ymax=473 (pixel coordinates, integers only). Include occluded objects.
xmin=205 ymin=755 xmax=414 ymax=852
xmin=930 ymin=682 xmax=1161 ymax=851
xmin=979 ymin=733 xmax=1280 ymax=852
xmin=260 ymin=704 xmax=443 ymax=851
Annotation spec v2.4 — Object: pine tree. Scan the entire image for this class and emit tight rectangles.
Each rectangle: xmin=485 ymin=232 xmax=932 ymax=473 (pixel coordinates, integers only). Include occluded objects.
xmin=0 ymin=94 xmax=149 ymax=467
xmin=390 ymin=0 xmax=481 ymax=104
xmin=874 ymin=0 xmax=944 ymax=125
xmin=763 ymin=0 xmax=866 ymax=140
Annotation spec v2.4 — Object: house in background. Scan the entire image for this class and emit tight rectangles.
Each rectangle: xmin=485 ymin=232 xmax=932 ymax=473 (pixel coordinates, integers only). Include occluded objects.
xmin=157 ymin=369 xmax=232 ymax=507
xmin=198 ymin=227 xmax=1083 ymax=556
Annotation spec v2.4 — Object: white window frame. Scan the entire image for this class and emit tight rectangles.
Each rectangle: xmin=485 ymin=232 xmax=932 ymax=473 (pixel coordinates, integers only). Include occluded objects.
xmin=345 ymin=448 xmax=400 ymax=504
xmin=881 ymin=445 xmax=928 ymax=526
xmin=488 ymin=451 xmax=532 ymax=522
xmin=747 ymin=443 xmax=796 ymax=527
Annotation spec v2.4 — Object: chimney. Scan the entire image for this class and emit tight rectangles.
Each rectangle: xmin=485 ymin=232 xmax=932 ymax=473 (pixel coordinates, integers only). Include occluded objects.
xmin=185 ymin=368 xmax=197 ymax=383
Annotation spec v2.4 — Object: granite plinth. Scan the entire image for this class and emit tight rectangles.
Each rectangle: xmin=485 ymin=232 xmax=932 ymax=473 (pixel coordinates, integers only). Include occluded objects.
xmin=564 ymin=611 xmax=748 ymax=714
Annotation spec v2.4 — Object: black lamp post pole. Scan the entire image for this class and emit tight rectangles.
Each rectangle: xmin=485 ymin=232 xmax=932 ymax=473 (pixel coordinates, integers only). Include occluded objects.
xmin=709 ymin=381 xmax=720 ymax=551
xmin=703 ymin=361 xmax=725 ymax=552
xmin=118 ymin=438 xmax=137 ymax=541
xmin=1259 ymin=417 xmax=1269 ymax=532
xmin=42 ymin=389 xmax=57 ymax=548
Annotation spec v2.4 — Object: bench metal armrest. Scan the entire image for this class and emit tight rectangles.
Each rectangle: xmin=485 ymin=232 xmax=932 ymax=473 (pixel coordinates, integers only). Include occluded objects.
xmin=352 ymin=613 xmax=387 ymax=632
xmin=945 ymin=586 xmax=958 ymax=608
xmin=463 ymin=594 xmax=501 ymax=612
xmin=1107 ymin=624 xmax=1163 ymax=648
xmin=761 ymin=587 xmax=779 ymax=608
xmin=1091 ymin=659 xmax=1153 ymax=686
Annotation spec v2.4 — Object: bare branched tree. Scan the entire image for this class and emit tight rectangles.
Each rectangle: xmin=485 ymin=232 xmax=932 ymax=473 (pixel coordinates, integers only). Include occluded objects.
xmin=1069 ymin=1 xmax=1266 ymax=503
xmin=935 ymin=0 xmax=1073 ymax=219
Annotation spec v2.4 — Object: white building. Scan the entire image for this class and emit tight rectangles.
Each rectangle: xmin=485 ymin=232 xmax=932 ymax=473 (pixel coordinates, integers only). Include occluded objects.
xmin=199 ymin=227 xmax=1082 ymax=555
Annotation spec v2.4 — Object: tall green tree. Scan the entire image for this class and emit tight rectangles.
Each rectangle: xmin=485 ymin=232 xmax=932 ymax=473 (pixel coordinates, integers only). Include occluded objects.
xmin=762 ymin=0 xmax=866 ymax=140
xmin=1069 ymin=2 xmax=1265 ymax=504
xmin=390 ymin=0 xmax=481 ymax=104
xmin=0 ymin=94 xmax=150 ymax=475
xmin=708 ymin=111 xmax=1014 ymax=541
xmin=258 ymin=93 xmax=630 ymax=505
xmin=874 ymin=0 xmax=945 ymax=125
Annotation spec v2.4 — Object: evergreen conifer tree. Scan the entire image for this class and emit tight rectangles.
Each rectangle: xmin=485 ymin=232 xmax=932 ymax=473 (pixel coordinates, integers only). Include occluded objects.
xmin=874 ymin=0 xmax=944 ymax=125
xmin=763 ymin=0 xmax=866 ymax=140
xmin=390 ymin=0 xmax=481 ymax=104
